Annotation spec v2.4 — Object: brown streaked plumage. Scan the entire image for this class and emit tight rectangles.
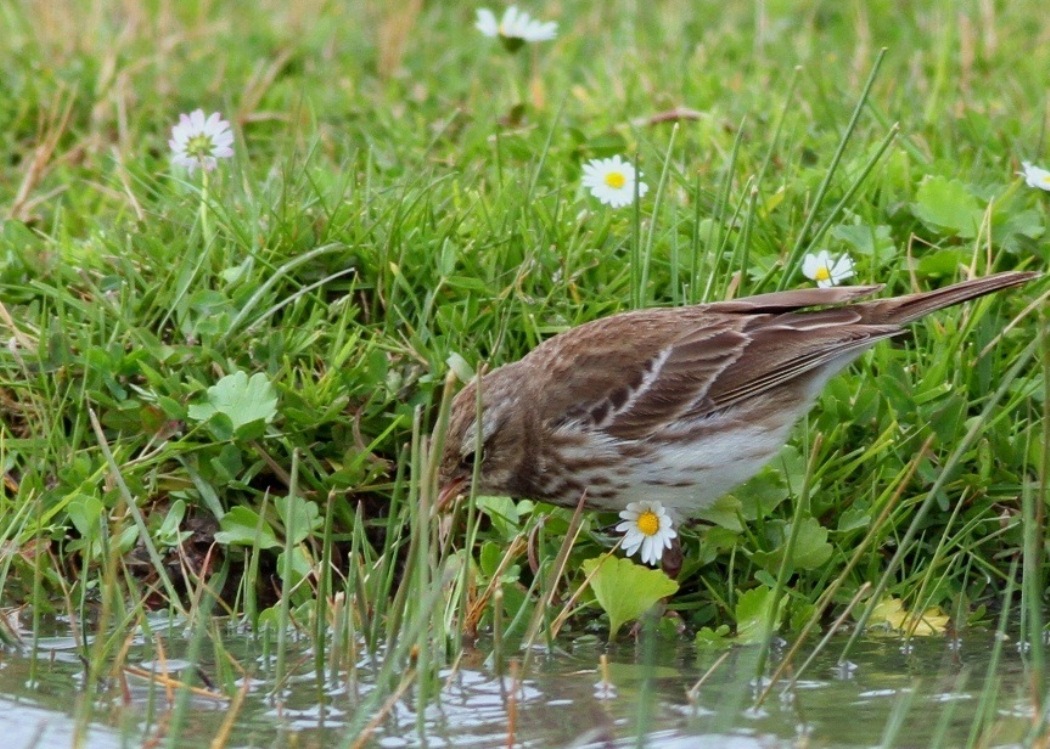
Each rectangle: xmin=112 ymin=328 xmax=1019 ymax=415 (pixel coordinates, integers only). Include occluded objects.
xmin=438 ymin=271 xmax=1038 ymax=520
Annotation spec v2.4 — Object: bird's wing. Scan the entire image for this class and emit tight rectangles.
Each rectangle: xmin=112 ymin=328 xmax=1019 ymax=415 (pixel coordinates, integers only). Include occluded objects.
xmin=709 ymin=284 xmax=884 ymax=311
xmin=537 ymin=301 xmax=899 ymax=441
xmin=703 ymin=312 xmax=901 ymax=409
xmin=533 ymin=310 xmax=743 ymax=436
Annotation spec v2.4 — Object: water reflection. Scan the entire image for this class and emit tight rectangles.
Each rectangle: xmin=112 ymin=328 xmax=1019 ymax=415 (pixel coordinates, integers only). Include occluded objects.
xmin=0 ymin=621 xmax=1038 ymax=748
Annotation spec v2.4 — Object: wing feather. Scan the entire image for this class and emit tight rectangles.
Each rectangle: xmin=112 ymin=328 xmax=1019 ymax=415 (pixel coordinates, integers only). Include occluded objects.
xmin=531 ymin=294 xmax=905 ymax=442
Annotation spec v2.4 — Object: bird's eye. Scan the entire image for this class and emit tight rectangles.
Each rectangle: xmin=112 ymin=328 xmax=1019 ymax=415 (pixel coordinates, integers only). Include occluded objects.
xmin=459 ymin=451 xmax=477 ymax=472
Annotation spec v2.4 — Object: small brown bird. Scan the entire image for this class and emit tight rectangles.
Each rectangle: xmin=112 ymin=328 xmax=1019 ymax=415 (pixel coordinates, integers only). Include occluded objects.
xmin=438 ymin=271 xmax=1037 ymax=534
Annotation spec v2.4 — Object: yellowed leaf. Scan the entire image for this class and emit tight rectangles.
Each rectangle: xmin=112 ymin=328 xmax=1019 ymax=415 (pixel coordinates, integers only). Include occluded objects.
xmin=868 ymin=597 xmax=949 ymax=636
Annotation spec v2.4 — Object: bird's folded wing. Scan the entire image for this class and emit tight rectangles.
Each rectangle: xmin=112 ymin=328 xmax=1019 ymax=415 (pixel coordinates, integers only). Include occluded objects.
xmin=542 ymin=309 xmax=898 ymax=441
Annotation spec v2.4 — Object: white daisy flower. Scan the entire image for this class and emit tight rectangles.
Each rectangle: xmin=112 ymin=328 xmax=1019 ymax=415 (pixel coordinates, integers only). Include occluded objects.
xmin=476 ymin=6 xmax=557 ymax=51
xmin=581 ymin=155 xmax=649 ymax=208
xmin=169 ymin=109 xmax=234 ymax=173
xmin=1020 ymin=161 xmax=1050 ymax=192
xmin=616 ymin=501 xmax=676 ymax=567
xmin=802 ymin=250 xmax=855 ymax=288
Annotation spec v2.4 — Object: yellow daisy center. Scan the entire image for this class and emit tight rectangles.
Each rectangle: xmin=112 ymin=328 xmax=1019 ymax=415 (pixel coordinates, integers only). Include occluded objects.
xmin=186 ymin=133 xmax=216 ymax=159
xmin=1042 ymin=174 xmax=1050 ymax=185
xmin=604 ymin=171 xmax=627 ymax=189
xmin=814 ymin=266 xmax=831 ymax=282
xmin=636 ymin=509 xmax=660 ymax=537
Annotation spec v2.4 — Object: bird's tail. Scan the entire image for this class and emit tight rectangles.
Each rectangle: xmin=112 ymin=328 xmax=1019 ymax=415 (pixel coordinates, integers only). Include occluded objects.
xmin=863 ymin=270 xmax=1039 ymax=324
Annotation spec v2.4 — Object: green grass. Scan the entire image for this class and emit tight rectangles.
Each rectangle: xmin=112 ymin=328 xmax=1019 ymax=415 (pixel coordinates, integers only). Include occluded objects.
xmin=1 ymin=0 xmax=1049 ymax=743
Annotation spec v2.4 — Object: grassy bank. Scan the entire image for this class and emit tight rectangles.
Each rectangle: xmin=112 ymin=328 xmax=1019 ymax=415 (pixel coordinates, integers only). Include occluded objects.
xmin=0 ymin=0 xmax=1047 ymax=688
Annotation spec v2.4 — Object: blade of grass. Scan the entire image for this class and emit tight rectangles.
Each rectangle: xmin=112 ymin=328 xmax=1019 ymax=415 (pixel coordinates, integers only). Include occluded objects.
xmin=88 ymin=407 xmax=183 ymax=613
xmin=777 ymin=48 xmax=887 ymax=290
xmin=840 ymin=334 xmax=1040 ymax=663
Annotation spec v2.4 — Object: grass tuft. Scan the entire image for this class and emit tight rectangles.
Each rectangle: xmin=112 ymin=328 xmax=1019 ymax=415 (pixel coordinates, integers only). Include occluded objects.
xmin=0 ymin=0 xmax=1048 ymax=744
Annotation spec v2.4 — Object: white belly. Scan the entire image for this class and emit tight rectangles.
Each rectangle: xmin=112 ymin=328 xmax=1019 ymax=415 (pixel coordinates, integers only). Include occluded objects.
xmin=547 ymin=408 xmax=798 ymax=516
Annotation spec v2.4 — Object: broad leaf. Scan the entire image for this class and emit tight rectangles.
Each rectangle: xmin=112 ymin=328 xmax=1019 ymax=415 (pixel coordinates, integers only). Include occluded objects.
xmin=911 ymin=176 xmax=984 ymax=238
xmin=787 ymin=518 xmax=834 ymax=570
xmin=275 ymin=494 xmax=321 ymax=544
xmin=869 ymin=597 xmax=950 ymax=636
xmin=583 ymin=556 xmax=679 ymax=639
xmin=188 ymin=371 xmax=278 ymax=440
xmin=752 ymin=517 xmax=833 ymax=572
xmin=694 ymin=624 xmax=733 ymax=650
xmin=215 ymin=506 xmax=280 ymax=549
xmin=735 ymin=585 xmax=786 ymax=644
xmin=830 ymin=222 xmax=896 ymax=260
xmin=695 ymin=495 xmax=744 ymax=531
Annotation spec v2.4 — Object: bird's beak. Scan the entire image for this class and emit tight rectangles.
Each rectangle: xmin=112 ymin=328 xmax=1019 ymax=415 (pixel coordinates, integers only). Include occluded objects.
xmin=436 ymin=476 xmax=467 ymax=512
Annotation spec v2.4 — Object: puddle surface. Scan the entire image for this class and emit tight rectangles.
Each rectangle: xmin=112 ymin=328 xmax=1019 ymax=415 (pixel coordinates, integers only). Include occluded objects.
xmin=0 ymin=618 xmax=1038 ymax=748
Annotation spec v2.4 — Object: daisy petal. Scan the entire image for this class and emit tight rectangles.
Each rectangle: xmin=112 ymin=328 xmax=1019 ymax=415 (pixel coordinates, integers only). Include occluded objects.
xmin=168 ymin=109 xmax=235 ymax=174
xmin=616 ymin=500 xmax=676 ymax=567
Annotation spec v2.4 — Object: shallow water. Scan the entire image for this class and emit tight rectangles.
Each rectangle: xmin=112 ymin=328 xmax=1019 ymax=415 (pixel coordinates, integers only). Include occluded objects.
xmin=0 ymin=616 xmax=1040 ymax=748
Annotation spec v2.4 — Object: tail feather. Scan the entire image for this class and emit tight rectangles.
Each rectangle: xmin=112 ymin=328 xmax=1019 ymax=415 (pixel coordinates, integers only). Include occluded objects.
xmin=863 ymin=271 xmax=1040 ymax=324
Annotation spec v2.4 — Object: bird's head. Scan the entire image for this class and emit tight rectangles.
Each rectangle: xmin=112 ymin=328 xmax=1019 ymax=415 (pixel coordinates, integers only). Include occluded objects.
xmin=437 ymin=365 xmax=532 ymax=508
